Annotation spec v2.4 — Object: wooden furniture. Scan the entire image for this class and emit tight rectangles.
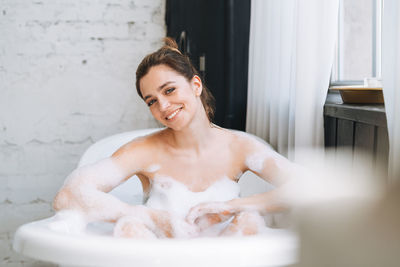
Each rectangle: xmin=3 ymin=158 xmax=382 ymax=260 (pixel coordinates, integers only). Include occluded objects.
xmin=324 ymin=92 xmax=389 ymax=180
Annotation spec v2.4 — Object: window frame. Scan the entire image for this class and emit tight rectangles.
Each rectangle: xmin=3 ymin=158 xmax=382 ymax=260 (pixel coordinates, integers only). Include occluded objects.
xmin=330 ymin=0 xmax=382 ymax=87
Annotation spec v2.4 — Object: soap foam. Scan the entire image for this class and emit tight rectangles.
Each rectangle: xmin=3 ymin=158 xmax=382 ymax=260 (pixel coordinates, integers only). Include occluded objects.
xmin=146 ymin=164 xmax=161 ymax=173
xmin=231 ymin=130 xmax=287 ymax=175
xmin=146 ymin=176 xmax=240 ymax=218
xmin=55 ymin=158 xmax=141 ymax=223
xmin=48 ymin=210 xmax=87 ymax=234
xmin=54 ymin=140 xmax=274 ymax=239
xmin=144 ymin=176 xmax=243 ymax=238
xmin=245 ymin=152 xmax=269 ymax=173
xmin=64 ymin=158 xmax=127 ymax=191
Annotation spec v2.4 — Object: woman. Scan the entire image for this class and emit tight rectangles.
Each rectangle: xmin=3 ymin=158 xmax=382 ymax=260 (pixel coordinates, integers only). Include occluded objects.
xmin=53 ymin=38 xmax=295 ymax=238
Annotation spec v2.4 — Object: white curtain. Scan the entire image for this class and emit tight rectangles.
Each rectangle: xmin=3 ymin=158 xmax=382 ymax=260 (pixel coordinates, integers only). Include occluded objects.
xmin=382 ymin=0 xmax=400 ymax=181
xmin=246 ymin=0 xmax=339 ymax=161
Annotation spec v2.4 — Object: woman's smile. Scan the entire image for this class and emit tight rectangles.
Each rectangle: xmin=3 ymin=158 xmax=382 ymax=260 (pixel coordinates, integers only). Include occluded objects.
xmin=166 ymin=106 xmax=183 ymax=121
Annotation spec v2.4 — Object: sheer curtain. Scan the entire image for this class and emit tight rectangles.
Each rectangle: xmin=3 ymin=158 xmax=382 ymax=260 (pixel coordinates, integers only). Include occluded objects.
xmin=382 ymin=0 xmax=400 ymax=181
xmin=246 ymin=0 xmax=339 ymax=160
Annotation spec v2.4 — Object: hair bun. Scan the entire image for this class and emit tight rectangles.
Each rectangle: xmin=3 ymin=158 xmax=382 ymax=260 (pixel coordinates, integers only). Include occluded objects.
xmin=162 ymin=37 xmax=181 ymax=54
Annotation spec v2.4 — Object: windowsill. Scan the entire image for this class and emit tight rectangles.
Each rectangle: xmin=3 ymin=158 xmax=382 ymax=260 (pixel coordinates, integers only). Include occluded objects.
xmin=329 ymin=85 xmax=382 ymax=90
xmin=324 ymin=91 xmax=387 ymax=127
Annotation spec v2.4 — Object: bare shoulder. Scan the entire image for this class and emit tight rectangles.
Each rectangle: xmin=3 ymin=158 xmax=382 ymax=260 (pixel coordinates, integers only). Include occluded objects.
xmin=111 ymin=129 xmax=166 ymax=170
xmin=225 ymin=130 xmax=293 ymax=181
xmin=225 ymin=129 xmax=274 ymax=153
xmin=113 ymin=130 xmax=164 ymax=155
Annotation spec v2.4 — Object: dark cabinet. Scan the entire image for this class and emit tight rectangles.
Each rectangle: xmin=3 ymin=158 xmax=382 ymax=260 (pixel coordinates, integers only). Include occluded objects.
xmin=324 ymin=92 xmax=389 ymax=180
xmin=166 ymin=0 xmax=251 ymax=130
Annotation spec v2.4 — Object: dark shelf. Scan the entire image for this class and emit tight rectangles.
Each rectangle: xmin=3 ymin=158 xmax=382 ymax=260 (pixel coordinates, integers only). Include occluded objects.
xmin=324 ymin=92 xmax=387 ymax=127
xmin=323 ymin=91 xmax=389 ymax=180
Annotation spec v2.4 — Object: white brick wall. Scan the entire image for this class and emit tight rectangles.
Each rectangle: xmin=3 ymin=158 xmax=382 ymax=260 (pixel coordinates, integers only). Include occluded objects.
xmin=0 ymin=0 xmax=166 ymax=265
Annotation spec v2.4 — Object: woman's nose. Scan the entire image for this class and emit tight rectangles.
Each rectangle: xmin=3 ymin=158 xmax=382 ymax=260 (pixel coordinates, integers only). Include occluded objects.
xmin=158 ymin=97 xmax=170 ymax=111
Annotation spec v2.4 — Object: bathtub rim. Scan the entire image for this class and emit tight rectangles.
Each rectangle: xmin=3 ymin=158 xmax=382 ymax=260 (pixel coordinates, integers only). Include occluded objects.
xmin=13 ymin=217 xmax=298 ymax=267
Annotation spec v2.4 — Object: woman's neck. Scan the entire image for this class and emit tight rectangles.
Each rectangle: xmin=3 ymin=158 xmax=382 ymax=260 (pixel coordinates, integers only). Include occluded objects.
xmin=167 ymin=107 xmax=215 ymax=154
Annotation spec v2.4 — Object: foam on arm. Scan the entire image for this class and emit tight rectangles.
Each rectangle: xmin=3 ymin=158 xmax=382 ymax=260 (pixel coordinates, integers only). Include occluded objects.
xmin=233 ymin=131 xmax=293 ymax=185
xmin=229 ymin=131 xmax=297 ymax=214
xmin=53 ymin=157 xmax=139 ymax=223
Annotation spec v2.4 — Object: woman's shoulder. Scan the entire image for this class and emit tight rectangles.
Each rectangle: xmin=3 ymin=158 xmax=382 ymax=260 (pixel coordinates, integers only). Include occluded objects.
xmin=112 ymin=128 xmax=167 ymax=157
xmin=220 ymin=128 xmax=274 ymax=154
xmin=223 ymin=128 xmax=269 ymax=145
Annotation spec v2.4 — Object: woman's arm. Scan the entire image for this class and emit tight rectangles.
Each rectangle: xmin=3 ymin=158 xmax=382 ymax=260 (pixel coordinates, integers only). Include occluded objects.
xmin=228 ymin=134 xmax=296 ymax=215
xmin=53 ymin=141 xmax=148 ymax=223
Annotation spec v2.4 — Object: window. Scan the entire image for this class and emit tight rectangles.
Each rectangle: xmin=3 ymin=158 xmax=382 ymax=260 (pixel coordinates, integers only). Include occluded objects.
xmin=331 ymin=0 xmax=382 ymax=85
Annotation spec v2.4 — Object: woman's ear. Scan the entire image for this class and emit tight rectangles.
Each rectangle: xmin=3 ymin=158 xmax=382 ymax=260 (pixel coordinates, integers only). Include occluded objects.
xmin=191 ymin=75 xmax=203 ymax=96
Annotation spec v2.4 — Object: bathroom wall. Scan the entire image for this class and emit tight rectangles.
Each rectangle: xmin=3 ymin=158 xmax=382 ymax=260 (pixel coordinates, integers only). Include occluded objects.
xmin=0 ymin=0 xmax=165 ymax=266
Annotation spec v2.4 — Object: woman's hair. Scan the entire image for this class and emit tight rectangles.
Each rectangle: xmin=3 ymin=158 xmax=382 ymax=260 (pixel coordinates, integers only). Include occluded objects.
xmin=136 ymin=37 xmax=215 ymax=122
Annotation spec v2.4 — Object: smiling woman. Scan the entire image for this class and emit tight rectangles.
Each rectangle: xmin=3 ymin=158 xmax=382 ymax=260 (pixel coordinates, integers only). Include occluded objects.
xmin=52 ymin=37 xmax=297 ymax=239
xmin=136 ymin=38 xmax=216 ymax=124
xmin=139 ymin=64 xmax=203 ymax=131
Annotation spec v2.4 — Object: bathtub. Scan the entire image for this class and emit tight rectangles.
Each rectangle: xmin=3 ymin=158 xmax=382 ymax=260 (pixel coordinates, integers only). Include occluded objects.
xmin=13 ymin=128 xmax=298 ymax=267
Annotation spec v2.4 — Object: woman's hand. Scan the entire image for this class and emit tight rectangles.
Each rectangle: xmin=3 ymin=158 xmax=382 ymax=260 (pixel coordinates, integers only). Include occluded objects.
xmin=185 ymin=201 xmax=239 ymax=230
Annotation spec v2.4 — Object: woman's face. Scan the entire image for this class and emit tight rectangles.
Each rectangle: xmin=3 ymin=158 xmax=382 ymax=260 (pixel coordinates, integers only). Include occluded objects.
xmin=139 ymin=64 xmax=202 ymax=130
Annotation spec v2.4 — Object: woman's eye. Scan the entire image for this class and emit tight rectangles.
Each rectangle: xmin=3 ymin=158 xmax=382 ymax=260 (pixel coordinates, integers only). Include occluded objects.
xmin=165 ymin=87 xmax=175 ymax=94
xmin=147 ymin=99 xmax=156 ymax=107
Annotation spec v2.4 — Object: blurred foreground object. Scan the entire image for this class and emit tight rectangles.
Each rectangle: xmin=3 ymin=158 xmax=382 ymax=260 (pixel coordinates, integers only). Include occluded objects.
xmin=286 ymin=148 xmax=400 ymax=267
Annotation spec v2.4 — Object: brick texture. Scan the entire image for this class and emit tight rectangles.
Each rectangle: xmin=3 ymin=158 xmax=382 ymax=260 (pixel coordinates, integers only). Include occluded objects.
xmin=0 ymin=0 xmax=165 ymax=265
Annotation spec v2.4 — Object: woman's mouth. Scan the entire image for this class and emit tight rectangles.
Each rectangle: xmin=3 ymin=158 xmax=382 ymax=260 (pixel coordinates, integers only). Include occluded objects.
xmin=166 ymin=107 xmax=183 ymax=120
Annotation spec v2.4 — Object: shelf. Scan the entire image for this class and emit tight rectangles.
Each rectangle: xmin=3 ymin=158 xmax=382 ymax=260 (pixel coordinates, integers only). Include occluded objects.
xmin=324 ymin=92 xmax=387 ymax=127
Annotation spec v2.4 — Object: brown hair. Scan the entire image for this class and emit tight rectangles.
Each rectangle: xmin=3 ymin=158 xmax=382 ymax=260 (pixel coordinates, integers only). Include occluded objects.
xmin=136 ymin=37 xmax=215 ymax=122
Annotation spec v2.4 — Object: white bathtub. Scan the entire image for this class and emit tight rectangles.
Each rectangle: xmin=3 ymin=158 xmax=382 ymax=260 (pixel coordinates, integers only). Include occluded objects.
xmin=13 ymin=128 xmax=298 ymax=267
